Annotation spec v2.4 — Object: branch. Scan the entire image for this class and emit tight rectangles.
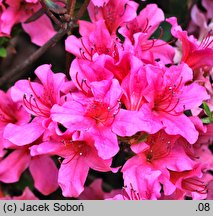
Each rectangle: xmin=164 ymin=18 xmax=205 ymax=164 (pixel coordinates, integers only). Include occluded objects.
xmin=40 ymin=0 xmax=64 ymax=28
xmin=76 ymin=0 xmax=90 ymax=20
xmin=69 ymin=0 xmax=77 ymax=17
xmin=0 ymin=28 xmax=69 ymax=88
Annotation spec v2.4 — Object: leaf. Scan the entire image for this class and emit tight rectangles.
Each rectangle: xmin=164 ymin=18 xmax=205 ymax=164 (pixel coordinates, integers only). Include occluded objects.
xmin=0 ymin=47 xmax=7 ymax=58
xmin=201 ymin=117 xmax=213 ymax=124
xmin=203 ymin=102 xmax=212 ymax=117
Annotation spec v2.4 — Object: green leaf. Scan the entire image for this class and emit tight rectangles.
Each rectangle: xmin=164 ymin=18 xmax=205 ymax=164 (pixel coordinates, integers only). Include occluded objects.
xmin=0 ymin=47 xmax=7 ymax=58
xmin=201 ymin=117 xmax=213 ymax=124
xmin=203 ymin=102 xmax=212 ymax=117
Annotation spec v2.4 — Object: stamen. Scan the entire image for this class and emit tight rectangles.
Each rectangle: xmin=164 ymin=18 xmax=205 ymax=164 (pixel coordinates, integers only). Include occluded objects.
xmin=141 ymin=39 xmax=155 ymax=51
xmin=182 ymin=178 xmax=208 ymax=194
xmin=85 ymin=100 xmax=121 ymax=126
xmin=80 ymin=38 xmax=92 ymax=61
xmin=122 ymin=184 xmax=141 ymax=200
xmin=183 ymin=142 xmax=200 ymax=160
xmin=154 ymin=77 xmax=183 ymax=115
xmin=75 ymin=72 xmax=89 ymax=95
xmin=23 ymin=94 xmax=49 ymax=117
xmin=146 ymin=134 xmax=172 ymax=162
xmin=142 ymin=18 xmax=149 ymax=33
xmin=199 ymin=30 xmax=213 ymax=49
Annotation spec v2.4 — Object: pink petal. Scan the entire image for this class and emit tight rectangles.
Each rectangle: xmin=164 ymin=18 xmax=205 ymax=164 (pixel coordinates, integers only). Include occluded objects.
xmin=30 ymin=141 xmax=71 ymax=157
xmin=0 ymin=150 xmax=30 ymax=183
xmin=176 ymin=83 xmax=210 ymax=112
xmin=22 ymin=15 xmax=56 ymax=46
xmin=86 ymin=147 xmax=113 ymax=172
xmin=29 ymin=156 xmax=58 ymax=195
xmin=160 ymin=114 xmax=199 ymax=144
xmin=11 ymin=79 xmax=44 ymax=103
xmin=70 ymin=58 xmax=113 ymax=89
xmin=186 ymin=49 xmax=213 ymax=70
xmin=88 ymin=0 xmax=138 ymax=34
xmin=35 ymin=64 xmax=65 ymax=89
xmin=3 ymin=119 xmax=45 ymax=146
xmin=65 ymin=35 xmax=84 ymax=58
xmin=0 ymin=7 xmax=20 ymax=35
xmin=51 ymin=102 xmax=92 ymax=130
xmin=113 ymin=108 xmax=162 ymax=136
xmin=58 ymin=156 xmax=89 ymax=197
xmin=91 ymin=79 xmax=122 ymax=106
xmin=89 ymin=126 xmax=119 ymax=159
xmin=78 ymin=179 xmax=105 ymax=200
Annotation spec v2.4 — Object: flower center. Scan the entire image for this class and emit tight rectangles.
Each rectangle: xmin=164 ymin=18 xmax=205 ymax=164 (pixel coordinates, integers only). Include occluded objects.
xmin=153 ymin=77 xmax=183 ymax=116
xmin=145 ymin=134 xmax=172 ymax=162
xmin=22 ymin=78 xmax=53 ymax=117
xmin=85 ymin=100 xmax=121 ymax=126
xmin=61 ymin=140 xmax=88 ymax=164
xmin=79 ymin=38 xmax=120 ymax=62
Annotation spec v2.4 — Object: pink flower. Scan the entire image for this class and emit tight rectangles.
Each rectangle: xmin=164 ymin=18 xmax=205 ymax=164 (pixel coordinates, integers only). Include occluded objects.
xmin=168 ymin=164 xmax=211 ymax=200
xmin=30 ymin=132 xmax=117 ymax=197
xmin=118 ymin=4 xmax=175 ymax=64
xmin=0 ymin=0 xmax=56 ymax=46
xmin=122 ymin=130 xmax=196 ymax=198
xmin=69 ymin=58 xmax=113 ymax=93
xmin=88 ymin=0 xmax=138 ymax=34
xmin=5 ymin=64 xmax=67 ymax=145
xmin=0 ymin=89 xmax=30 ymax=157
xmin=119 ymin=4 xmax=164 ymax=43
xmin=138 ymin=63 xmax=209 ymax=143
xmin=65 ymin=20 xmax=122 ymax=62
xmin=0 ymin=187 xmax=38 ymax=200
xmin=167 ymin=17 xmax=213 ymax=70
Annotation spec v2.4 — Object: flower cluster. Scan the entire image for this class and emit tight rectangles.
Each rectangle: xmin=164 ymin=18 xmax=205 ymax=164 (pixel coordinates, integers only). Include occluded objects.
xmin=0 ymin=0 xmax=212 ymax=200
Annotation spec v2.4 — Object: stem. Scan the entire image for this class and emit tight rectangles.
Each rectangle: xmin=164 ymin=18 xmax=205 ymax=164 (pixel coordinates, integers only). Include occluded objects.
xmin=40 ymin=0 xmax=64 ymax=28
xmin=76 ymin=0 xmax=90 ymax=20
xmin=0 ymin=28 xmax=69 ymax=88
xmin=69 ymin=0 xmax=77 ymax=17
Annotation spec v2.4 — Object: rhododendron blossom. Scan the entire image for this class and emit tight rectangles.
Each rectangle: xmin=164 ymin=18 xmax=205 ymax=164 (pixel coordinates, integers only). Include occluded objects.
xmin=0 ymin=0 xmax=212 ymax=200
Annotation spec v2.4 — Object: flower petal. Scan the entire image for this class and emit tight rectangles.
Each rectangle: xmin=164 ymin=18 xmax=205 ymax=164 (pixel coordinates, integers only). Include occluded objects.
xmin=58 ymin=156 xmax=89 ymax=197
xmin=29 ymin=156 xmax=58 ymax=195
xmin=0 ymin=150 xmax=30 ymax=183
